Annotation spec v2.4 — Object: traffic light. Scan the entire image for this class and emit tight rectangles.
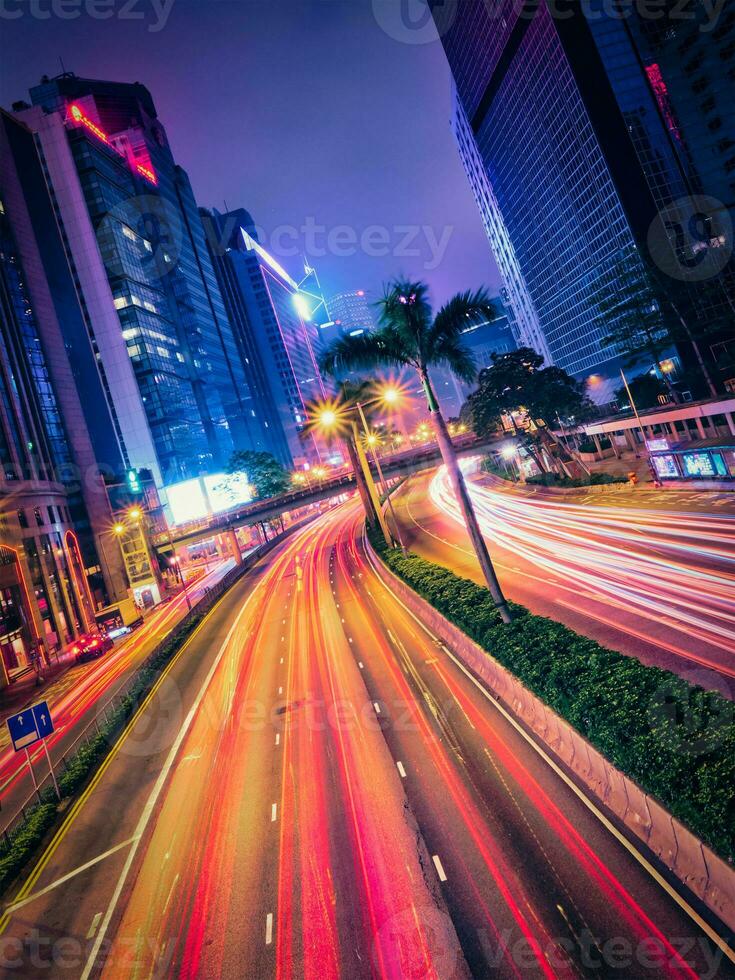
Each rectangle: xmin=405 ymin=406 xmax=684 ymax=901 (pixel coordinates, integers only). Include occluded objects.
xmin=126 ymin=469 xmax=143 ymax=496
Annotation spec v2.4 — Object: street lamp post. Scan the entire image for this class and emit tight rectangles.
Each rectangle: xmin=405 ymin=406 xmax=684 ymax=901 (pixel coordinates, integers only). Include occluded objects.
xmin=355 ymin=400 xmax=407 ymax=555
xmin=314 ymin=403 xmax=392 ymax=547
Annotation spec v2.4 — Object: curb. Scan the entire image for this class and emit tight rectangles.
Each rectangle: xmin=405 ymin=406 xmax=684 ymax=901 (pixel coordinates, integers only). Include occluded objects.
xmin=364 ymin=534 xmax=735 ymax=937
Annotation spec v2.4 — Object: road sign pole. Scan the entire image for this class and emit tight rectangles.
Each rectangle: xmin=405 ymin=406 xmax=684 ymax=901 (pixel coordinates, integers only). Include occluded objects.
xmin=41 ymin=738 xmax=60 ymax=800
xmin=24 ymin=748 xmax=41 ymax=803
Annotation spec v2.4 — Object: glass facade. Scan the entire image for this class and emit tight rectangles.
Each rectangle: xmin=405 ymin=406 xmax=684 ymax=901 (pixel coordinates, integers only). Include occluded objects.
xmin=27 ymin=74 xmax=259 ymax=483
xmin=203 ymin=208 xmax=294 ymax=468
xmin=434 ymin=1 xmax=652 ymax=380
xmin=206 ymin=212 xmax=326 ymax=466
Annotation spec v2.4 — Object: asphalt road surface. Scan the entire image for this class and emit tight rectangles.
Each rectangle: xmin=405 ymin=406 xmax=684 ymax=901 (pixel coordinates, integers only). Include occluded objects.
xmin=0 ymin=500 xmax=731 ymax=978
xmin=0 ymin=561 xmax=234 ymax=835
xmin=390 ymin=466 xmax=735 ymax=699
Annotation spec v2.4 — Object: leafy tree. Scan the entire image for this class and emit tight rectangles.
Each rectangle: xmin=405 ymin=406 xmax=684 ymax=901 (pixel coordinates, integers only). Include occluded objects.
xmin=462 ymin=348 xmax=589 ymax=432
xmin=320 ymin=279 xmax=513 ymax=623
xmin=614 ymin=372 xmax=669 ymax=411
xmin=595 ymin=250 xmax=722 ymax=398
xmin=462 ymin=348 xmax=591 ymax=476
xmin=227 ymin=450 xmax=290 ymax=499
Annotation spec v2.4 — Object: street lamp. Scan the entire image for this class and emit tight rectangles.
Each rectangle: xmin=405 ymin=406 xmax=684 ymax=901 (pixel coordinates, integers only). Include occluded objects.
xmin=310 ymin=397 xmax=392 ymax=547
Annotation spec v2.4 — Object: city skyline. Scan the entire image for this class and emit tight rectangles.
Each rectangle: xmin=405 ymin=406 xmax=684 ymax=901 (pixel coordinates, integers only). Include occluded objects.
xmin=0 ymin=4 xmax=734 ymax=977
xmin=0 ymin=0 xmax=504 ymax=307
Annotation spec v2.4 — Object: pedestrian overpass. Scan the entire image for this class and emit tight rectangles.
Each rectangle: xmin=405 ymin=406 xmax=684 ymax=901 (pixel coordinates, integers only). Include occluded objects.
xmin=153 ymin=436 xmax=494 ymax=555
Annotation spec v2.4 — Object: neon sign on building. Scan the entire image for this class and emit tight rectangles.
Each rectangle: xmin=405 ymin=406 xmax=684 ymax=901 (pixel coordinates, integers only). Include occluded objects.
xmin=67 ymin=103 xmax=158 ymax=185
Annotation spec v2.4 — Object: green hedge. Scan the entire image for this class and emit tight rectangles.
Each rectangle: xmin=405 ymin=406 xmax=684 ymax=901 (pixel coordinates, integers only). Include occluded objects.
xmin=525 ymin=472 xmax=627 ymax=488
xmin=0 ymin=803 xmax=57 ymax=894
xmin=370 ymin=528 xmax=735 ymax=860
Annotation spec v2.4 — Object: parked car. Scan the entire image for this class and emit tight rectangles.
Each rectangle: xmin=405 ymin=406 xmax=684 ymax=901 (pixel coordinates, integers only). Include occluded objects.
xmin=71 ymin=632 xmax=114 ymax=664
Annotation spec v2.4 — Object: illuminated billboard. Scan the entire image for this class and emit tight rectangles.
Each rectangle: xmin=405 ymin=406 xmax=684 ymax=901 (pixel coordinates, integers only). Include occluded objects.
xmin=165 ymin=472 xmax=253 ymax=525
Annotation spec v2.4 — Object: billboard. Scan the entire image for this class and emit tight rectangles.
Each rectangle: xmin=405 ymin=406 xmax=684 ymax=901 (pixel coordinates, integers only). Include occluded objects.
xmin=166 ymin=472 xmax=253 ymax=525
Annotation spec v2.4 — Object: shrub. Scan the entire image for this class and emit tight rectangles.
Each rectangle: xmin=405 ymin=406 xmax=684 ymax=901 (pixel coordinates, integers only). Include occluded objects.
xmin=0 ymin=803 xmax=57 ymax=894
xmin=369 ymin=526 xmax=735 ymax=860
xmin=525 ymin=472 xmax=627 ymax=489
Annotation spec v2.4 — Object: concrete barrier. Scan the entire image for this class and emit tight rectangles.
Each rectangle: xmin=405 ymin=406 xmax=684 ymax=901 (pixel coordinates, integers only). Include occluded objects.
xmin=365 ymin=537 xmax=735 ymax=935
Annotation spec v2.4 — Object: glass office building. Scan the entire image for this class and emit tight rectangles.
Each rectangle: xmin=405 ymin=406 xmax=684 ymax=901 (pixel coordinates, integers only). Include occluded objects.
xmin=204 ymin=209 xmax=327 ymax=467
xmin=433 ymin=2 xmax=671 ymax=386
xmin=14 ymin=73 xmax=258 ymax=484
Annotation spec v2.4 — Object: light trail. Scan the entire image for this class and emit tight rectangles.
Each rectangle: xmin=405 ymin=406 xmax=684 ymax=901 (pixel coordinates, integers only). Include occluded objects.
xmin=0 ymin=560 xmax=233 ymax=821
xmin=427 ymin=466 xmax=735 ymax=677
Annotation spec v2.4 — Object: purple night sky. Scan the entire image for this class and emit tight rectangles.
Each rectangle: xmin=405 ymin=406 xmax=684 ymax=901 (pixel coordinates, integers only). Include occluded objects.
xmin=0 ymin=0 xmax=502 ymax=307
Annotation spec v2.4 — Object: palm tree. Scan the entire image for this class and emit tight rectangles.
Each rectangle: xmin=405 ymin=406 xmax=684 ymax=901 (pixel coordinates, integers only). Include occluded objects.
xmin=319 ymin=279 xmax=513 ymax=624
xmin=304 ymin=380 xmax=387 ymax=540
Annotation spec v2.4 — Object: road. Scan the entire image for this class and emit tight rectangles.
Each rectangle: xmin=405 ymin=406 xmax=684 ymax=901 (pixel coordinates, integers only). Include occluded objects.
xmin=390 ymin=466 xmax=735 ymax=699
xmin=0 ymin=560 xmax=234 ymax=834
xmin=0 ymin=500 xmax=730 ymax=978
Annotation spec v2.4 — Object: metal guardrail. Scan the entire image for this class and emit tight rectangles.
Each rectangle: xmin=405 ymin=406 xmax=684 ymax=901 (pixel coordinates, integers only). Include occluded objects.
xmin=0 ymin=517 xmax=313 ymax=847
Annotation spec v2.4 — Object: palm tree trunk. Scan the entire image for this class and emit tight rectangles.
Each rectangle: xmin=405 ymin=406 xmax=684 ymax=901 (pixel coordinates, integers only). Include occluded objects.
xmin=420 ymin=370 xmax=513 ymax=624
xmin=348 ymin=423 xmax=392 ymax=547
xmin=344 ymin=433 xmax=378 ymax=527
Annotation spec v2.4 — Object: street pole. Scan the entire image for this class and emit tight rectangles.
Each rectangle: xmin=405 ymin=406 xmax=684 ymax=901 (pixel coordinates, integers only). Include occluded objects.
xmin=41 ymin=737 xmax=60 ymax=800
xmin=620 ymin=369 xmax=659 ymax=486
xmin=351 ymin=419 xmax=391 ymax=547
xmin=175 ymin=558 xmax=192 ymax=612
xmin=24 ymin=748 xmax=41 ymax=803
xmin=356 ymin=402 xmax=407 ymax=555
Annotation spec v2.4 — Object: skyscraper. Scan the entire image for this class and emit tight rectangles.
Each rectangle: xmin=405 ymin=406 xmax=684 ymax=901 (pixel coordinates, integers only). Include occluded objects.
xmin=204 ymin=209 xmax=327 ymax=468
xmin=0 ymin=110 xmax=128 ymax=679
xmin=328 ymin=289 xmax=376 ymax=337
xmin=13 ymin=73 xmax=261 ymax=485
xmin=432 ymin=1 xmax=732 ymax=390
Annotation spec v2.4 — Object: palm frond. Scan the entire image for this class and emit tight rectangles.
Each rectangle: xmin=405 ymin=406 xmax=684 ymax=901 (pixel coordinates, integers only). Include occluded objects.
xmin=429 ymin=288 xmax=499 ymax=351
xmin=318 ymin=328 xmax=412 ymax=378
xmin=430 ymin=331 xmax=478 ymax=384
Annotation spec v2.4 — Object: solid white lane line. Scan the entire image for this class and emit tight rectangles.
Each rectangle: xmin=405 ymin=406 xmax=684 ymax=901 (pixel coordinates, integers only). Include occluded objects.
xmin=271 ymin=803 xmax=277 ymax=822
xmin=432 ymin=855 xmax=447 ymax=882
xmin=364 ymin=542 xmax=735 ymax=967
xmin=265 ymin=912 xmax=273 ymax=946
xmin=396 ymin=761 xmax=407 ymax=779
xmin=4 ymin=836 xmax=138 ymax=915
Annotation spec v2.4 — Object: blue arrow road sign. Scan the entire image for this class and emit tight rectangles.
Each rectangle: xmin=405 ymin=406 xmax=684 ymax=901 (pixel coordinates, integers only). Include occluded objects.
xmin=6 ymin=701 xmax=54 ymax=752
xmin=32 ymin=702 xmax=54 ymax=740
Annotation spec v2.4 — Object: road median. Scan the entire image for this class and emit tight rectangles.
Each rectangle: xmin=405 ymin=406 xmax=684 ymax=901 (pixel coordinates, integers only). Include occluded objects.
xmin=364 ymin=526 xmax=735 ymax=938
